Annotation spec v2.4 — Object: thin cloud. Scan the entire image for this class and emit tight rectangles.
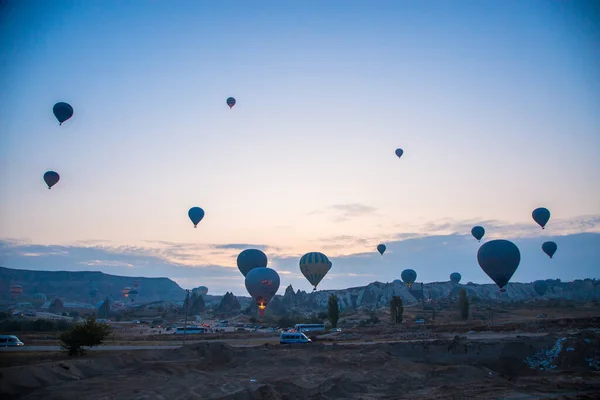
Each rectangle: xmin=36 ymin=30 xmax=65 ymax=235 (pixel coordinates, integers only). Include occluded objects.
xmin=310 ymin=203 xmax=378 ymax=222
xmin=211 ymin=243 xmax=270 ymax=251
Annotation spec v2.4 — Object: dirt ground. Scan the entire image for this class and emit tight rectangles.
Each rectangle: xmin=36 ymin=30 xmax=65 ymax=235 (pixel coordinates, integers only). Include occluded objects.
xmin=2 ymin=331 xmax=600 ymax=400
xmin=3 ymin=305 xmax=600 ymax=399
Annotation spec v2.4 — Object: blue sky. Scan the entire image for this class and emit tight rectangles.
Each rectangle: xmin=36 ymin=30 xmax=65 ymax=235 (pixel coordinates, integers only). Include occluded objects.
xmin=1 ymin=1 xmax=599 ymax=295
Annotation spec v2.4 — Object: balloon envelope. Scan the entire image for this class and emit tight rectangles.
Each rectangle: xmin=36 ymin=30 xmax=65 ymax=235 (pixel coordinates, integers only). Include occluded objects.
xmin=226 ymin=97 xmax=236 ymax=108
xmin=533 ymin=280 xmax=548 ymax=296
xmin=450 ymin=272 xmax=462 ymax=284
xmin=532 ymin=207 xmax=551 ymax=229
xmin=395 ymin=148 xmax=403 ymax=158
xmin=401 ymin=269 xmax=417 ymax=288
xmin=377 ymin=244 xmax=386 ymax=255
xmin=44 ymin=171 xmax=60 ymax=189
xmin=53 ymin=102 xmax=74 ymax=125
xmin=542 ymin=241 xmax=557 ymax=259
xmin=471 ymin=226 xmax=485 ymax=242
xmin=197 ymin=286 xmax=208 ymax=296
xmin=477 ymin=239 xmax=521 ymax=290
xmin=245 ymin=267 xmax=280 ymax=316
xmin=237 ymin=249 xmax=268 ymax=277
xmin=299 ymin=252 xmax=332 ymax=290
xmin=188 ymin=207 xmax=205 ymax=228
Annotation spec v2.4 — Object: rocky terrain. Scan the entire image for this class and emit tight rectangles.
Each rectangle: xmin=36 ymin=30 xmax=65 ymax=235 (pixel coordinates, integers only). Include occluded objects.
xmin=3 ymin=266 xmax=599 ymax=315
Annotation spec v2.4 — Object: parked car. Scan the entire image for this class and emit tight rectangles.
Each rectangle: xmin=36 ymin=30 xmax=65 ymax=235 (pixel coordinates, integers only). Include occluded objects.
xmin=0 ymin=335 xmax=25 ymax=347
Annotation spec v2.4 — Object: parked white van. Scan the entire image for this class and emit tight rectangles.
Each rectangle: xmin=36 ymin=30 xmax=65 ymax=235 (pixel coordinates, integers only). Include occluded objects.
xmin=0 ymin=335 xmax=25 ymax=347
xmin=280 ymin=331 xmax=311 ymax=344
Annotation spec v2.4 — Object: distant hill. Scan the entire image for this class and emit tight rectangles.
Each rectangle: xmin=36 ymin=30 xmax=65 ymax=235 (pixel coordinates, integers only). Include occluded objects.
xmin=0 ymin=266 xmax=186 ymax=305
xmin=1 ymin=266 xmax=599 ymax=312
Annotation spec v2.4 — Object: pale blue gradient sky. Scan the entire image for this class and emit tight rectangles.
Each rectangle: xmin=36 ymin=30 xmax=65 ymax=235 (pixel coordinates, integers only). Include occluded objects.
xmin=1 ymin=1 xmax=599 ymax=292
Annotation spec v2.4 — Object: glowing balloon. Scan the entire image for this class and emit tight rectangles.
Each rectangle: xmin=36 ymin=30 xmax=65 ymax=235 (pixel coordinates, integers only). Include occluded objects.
xmin=450 ymin=272 xmax=462 ymax=284
xmin=245 ymin=267 xmax=280 ymax=316
xmin=471 ymin=226 xmax=485 ymax=242
xmin=53 ymin=102 xmax=74 ymax=125
xmin=226 ymin=97 xmax=236 ymax=109
xmin=299 ymin=252 xmax=332 ymax=291
xmin=122 ymin=287 xmax=131 ymax=298
xmin=377 ymin=244 xmax=386 ymax=255
xmin=237 ymin=249 xmax=268 ymax=277
xmin=477 ymin=239 xmax=521 ymax=291
xmin=44 ymin=171 xmax=60 ymax=189
xmin=542 ymin=241 xmax=557 ymax=259
xmin=188 ymin=207 xmax=205 ymax=228
xmin=532 ymin=207 xmax=550 ymax=229
xmin=401 ymin=269 xmax=417 ymax=288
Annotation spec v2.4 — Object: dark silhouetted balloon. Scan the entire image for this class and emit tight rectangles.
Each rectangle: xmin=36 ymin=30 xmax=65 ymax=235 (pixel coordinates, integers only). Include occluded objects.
xmin=53 ymin=102 xmax=74 ymax=125
xmin=532 ymin=207 xmax=551 ymax=229
xmin=533 ymin=280 xmax=548 ymax=296
xmin=377 ymin=244 xmax=386 ymax=255
xmin=43 ymin=171 xmax=60 ymax=189
xmin=450 ymin=272 xmax=462 ymax=284
xmin=395 ymin=148 xmax=404 ymax=158
xmin=401 ymin=269 xmax=417 ymax=288
xmin=542 ymin=241 xmax=557 ymax=259
xmin=226 ymin=97 xmax=236 ymax=109
xmin=237 ymin=249 xmax=268 ymax=277
xmin=188 ymin=207 xmax=205 ymax=228
xmin=477 ymin=239 xmax=521 ymax=291
xmin=299 ymin=252 xmax=332 ymax=291
xmin=245 ymin=267 xmax=280 ymax=316
xmin=471 ymin=226 xmax=485 ymax=242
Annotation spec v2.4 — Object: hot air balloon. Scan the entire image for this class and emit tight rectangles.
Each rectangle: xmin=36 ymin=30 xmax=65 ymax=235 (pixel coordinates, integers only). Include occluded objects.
xmin=477 ymin=239 xmax=521 ymax=292
xmin=450 ymin=272 xmax=462 ymax=284
xmin=533 ymin=280 xmax=548 ymax=296
xmin=132 ymin=280 xmax=139 ymax=290
xmin=226 ymin=97 xmax=236 ymax=109
xmin=122 ymin=287 xmax=131 ymax=298
xmin=245 ymin=267 xmax=280 ymax=316
xmin=31 ymin=293 xmax=47 ymax=307
xmin=196 ymin=286 xmax=208 ymax=296
xmin=188 ymin=207 xmax=205 ymax=228
xmin=9 ymin=285 xmax=23 ymax=300
xmin=53 ymin=102 xmax=74 ymax=125
xmin=44 ymin=171 xmax=60 ymax=189
xmin=299 ymin=252 xmax=332 ymax=291
xmin=532 ymin=207 xmax=550 ymax=229
xmin=542 ymin=241 xmax=557 ymax=259
xmin=471 ymin=226 xmax=485 ymax=242
xmin=377 ymin=244 xmax=386 ymax=255
xmin=128 ymin=289 xmax=138 ymax=302
xmin=237 ymin=249 xmax=268 ymax=277
xmin=395 ymin=148 xmax=403 ymax=159
xmin=401 ymin=269 xmax=417 ymax=288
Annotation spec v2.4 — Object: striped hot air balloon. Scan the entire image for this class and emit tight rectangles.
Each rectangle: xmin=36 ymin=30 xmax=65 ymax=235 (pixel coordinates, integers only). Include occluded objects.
xmin=299 ymin=252 xmax=332 ymax=291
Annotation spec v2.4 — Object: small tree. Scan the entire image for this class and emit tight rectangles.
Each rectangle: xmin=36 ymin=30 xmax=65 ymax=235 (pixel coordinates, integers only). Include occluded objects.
xmin=328 ymin=294 xmax=339 ymax=328
xmin=60 ymin=317 xmax=111 ymax=355
xmin=390 ymin=296 xmax=404 ymax=324
xmin=458 ymin=288 xmax=469 ymax=321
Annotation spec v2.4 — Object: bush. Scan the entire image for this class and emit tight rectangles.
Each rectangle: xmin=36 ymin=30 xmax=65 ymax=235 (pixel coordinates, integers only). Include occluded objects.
xmin=59 ymin=317 xmax=111 ymax=356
